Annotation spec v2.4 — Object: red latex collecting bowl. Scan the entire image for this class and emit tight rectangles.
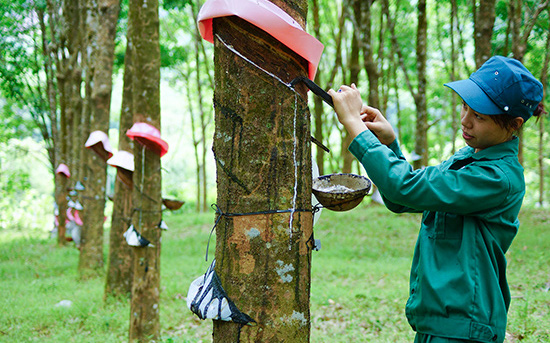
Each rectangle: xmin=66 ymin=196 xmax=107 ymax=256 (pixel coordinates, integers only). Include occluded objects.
xmin=312 ymin=173 xmax=371 ymax=211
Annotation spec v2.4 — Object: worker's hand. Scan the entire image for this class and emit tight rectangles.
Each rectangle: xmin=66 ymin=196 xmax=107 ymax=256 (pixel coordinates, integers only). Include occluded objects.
xmin=328 ymin=84 xmax=368 ymax=139
xmin=360 ymin=105 xmax=396 ymax=146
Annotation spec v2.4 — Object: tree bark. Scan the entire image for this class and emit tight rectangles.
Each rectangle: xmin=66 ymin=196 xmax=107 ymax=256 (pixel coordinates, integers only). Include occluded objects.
xmin=127 ymin=0 xmax=162 ymax=340
xmin=511 ymin=0 xmax=549 ymax=62
xmin=65 ymin=0 xmax=84 ymax=186
xmin=538 ymin=18 xmax=550 ymax=206
xmin=474 ymin=0 xmax=496 ymax=68
xmin=382 ymin=0 xmax=429 ymax=168
xmin=194 ymin=19 xmax=210 ymax=213
xmin=312 ymin=0 xmax=346 ymax=176
xmin=55 ymin=175 xmax=68 ymax=245
xmin=341 ymin=0 xmax=363 ymax=174
xmin=61 ymin=0 xmax=81 ymax=185
xmin=37 ymin=8 xmax=58 ymax=168
xmin=45 ymin=0 xmax=70 ymax=244
xmin=362 ymin=0 xmax=380 ymax=109
xmin=450 ymin=0 xmax=459 ymax=154
xmin=38 ymin=4 xmax=65 ymax=245
xmin=79 ymin=0 xmax=120 ymax=276
xmin=105 ymin=2 xmax=135 ymax=298
xmin=510 ymin=0 xmax=549 ymax=164
xmin=413 ymin=0 xmax=428 ymax=169
xmin=311 ymin=0 xmax=324 ymax=176
xmin=186 ymin=64 xmax=203 ymax=212
xmin=211 ymin=7 xmax=313 ymax=342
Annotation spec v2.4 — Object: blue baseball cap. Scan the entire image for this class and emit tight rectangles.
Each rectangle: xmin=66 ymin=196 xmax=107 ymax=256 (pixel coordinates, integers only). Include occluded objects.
xmin=445 ymin=56 xmax=543 ymax=121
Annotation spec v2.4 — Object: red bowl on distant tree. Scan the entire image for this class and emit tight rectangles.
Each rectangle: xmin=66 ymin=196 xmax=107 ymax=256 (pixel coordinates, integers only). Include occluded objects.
xmin=126 ymin=122 xmax=169 ymax=157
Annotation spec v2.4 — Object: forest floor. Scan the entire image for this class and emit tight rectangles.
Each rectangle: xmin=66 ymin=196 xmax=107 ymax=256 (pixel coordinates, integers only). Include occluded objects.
xmin=1 ymin=203 xmax=549 ymax=342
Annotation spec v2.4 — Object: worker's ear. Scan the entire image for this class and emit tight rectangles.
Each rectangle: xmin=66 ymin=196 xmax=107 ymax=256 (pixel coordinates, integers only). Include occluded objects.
xmin=512 ymin=117 xmax=524 ymax=132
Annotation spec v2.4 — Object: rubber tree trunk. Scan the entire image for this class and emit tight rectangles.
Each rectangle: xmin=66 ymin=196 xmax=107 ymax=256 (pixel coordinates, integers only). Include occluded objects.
xmin=55 ymin=174 xmax=68 ymax=245
xmin=54 ymin=0 xmax=69 ymax=244
xmin=311 ymin=0 xmax=324 ymax=176
xmin=474 ymin=0 xmax=496 ymax=68
xmin=539 ymin=26 xmax=550 ymax=206
xmin=79 ymin=0 xmax=120 ymax=276
xmin=63 ymin=0 xmax=82 ymax=185
xmin=413 ymin=0 xmax=428 ymax=170
xmin=211 ymin=7 xmax=313 ymax=342
xmin=105 ymin=12 xmax=135 ymax=298
xmin=127 ymin=0 xmax=162 ymax=340
xmin=38 ymin=4 xmax=64 ymax=245
xmin=341 ymin=0 xmax=362 ymax=174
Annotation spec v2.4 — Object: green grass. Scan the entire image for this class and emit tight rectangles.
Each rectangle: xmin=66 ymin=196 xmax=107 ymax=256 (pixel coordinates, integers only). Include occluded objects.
xmin=0 ymin=204 xmax=548 ymax=342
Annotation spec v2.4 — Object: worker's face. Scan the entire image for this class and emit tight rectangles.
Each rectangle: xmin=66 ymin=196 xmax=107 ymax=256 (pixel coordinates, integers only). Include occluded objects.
xmin=460 ymin=102 xmax=513 ymax=153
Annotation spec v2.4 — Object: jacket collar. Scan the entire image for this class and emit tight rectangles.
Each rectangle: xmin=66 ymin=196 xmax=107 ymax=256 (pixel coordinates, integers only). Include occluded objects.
xmin=458 ymin=136 xmax=519 ymax=161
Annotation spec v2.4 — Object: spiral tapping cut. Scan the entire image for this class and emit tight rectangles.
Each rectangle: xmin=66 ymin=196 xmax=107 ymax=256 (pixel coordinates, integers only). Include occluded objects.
xmin=289 ymin=92 xmax=299 ymax=250
xmin=214 ymin=33 xmax=301 ymax=250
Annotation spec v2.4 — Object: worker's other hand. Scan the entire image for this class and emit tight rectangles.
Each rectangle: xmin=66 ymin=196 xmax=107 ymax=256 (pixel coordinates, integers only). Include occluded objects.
xmin=328 ymin=84 xmax=367 ymax=139
xmin=360 ymin=106 xmax=396 ymax=146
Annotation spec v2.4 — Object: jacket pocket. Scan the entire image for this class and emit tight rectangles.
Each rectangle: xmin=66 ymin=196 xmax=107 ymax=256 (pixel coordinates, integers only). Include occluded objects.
xmin=434 ymin=212 xmax=463 ymax=240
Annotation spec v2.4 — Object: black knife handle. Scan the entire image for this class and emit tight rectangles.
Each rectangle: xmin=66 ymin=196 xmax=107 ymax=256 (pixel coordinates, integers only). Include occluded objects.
xmin=290 ymin=76 xmax=334 ymax=108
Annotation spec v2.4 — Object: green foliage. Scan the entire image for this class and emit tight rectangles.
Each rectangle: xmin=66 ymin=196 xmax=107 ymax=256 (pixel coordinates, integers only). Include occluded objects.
xmin=0 ymin=0 xmax=52 ymax=148
xmin=0 ymin=138 xmax=52 ymax=231
xmin=112 ymin=0 xmax=129 ymax=73
xmin=162 ymin=0 xmax=191 ymax=11
xmin=0 ymin=98 xmax=36 ymax=142
xmin=160 ymin=44 xmax=189 ymax=68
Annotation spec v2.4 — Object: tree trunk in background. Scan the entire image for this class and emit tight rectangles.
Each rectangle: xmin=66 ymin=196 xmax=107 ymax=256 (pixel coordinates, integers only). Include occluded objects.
xmin=63 ymin=0 xmax=84 ymax=252
xmin=510 ymin=0 xmax=549 ymax=164
xmin=312 ymin=0 xmax=346 ymax=176
xmin=377 ymin=7 xmax=387 ymax=116
xmin=383 ymin=0 xmax=428 ymax=168
xmin=538 ymin=21 xmax=550 ymax=206
xmin=195 ymin=5 xmax=215 ymax=213
xmin=79 ymin=0 xmax=119 ymax=276
xmin=362 ymin=0 xmax=380 ymax=109
xmin=37 ymin=8 xmax=58 ymax=169
xmin=187 ymin=2 xmax=214 ymax=213
xmin=341 ymin=0 xmax=363 ymax=174
xmin=450 ymin=0 xmax=459 ymax=154
xmin=211 ymin=8 xmax=313 ymax=342
xmin=80 ymin=0 xmax=94 ymax=216
xmin=62 ymin=0 xmax=82 ymax=186
xmin=186 ymin=64 xmax=203 ymax=213
xmin=55 ymin=175 xmax=68 ymax=244
xmin=473 ymin=0 xmax=496 ymax=68
xmin=38 ymin=4 xmax=65 ymax=244
xmin=311 ymin=0 xmax=324 ymax=176
xmin=360 ymin=0 xmax=383 ymax=200
xmin=390 ymin=54 xmax=402 ymax=142
xmin=105 ymin=0 xmax=134 ymax=298
xmin=510 ymin=0 xmax=548 ymax=62
xmin=66 ymin=0 xmax=84 ymax=186
xmin=44 ymin=0 xmax=70 ymax=244
xmin=128 ymin=0 xmax=162 ymax=339
xmin=194 ymin=20 xmax=209 ymax=213
xmin=413 ymin=0 xmax=428 ymax=170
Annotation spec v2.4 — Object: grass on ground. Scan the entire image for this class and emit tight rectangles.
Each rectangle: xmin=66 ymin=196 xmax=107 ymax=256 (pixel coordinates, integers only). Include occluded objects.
xmin=0 ymin=202 xmax=548 ymax=342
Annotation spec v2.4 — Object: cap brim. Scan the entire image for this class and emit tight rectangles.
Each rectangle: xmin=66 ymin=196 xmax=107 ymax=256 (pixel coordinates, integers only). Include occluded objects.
xmin=444 ymin=79 xmax=503 ymax=115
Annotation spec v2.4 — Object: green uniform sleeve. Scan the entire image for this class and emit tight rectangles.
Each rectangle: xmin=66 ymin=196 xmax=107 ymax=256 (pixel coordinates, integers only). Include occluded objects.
xmin=349 ymin=130 xmax=513 ymax=215
xmin=378 ymin=138 xmax=422 ymax=214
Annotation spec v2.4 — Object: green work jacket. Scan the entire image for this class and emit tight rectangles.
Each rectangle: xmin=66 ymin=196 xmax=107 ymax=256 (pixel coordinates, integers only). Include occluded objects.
xmin=349 ymin=130 xmax=524 ymax=343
